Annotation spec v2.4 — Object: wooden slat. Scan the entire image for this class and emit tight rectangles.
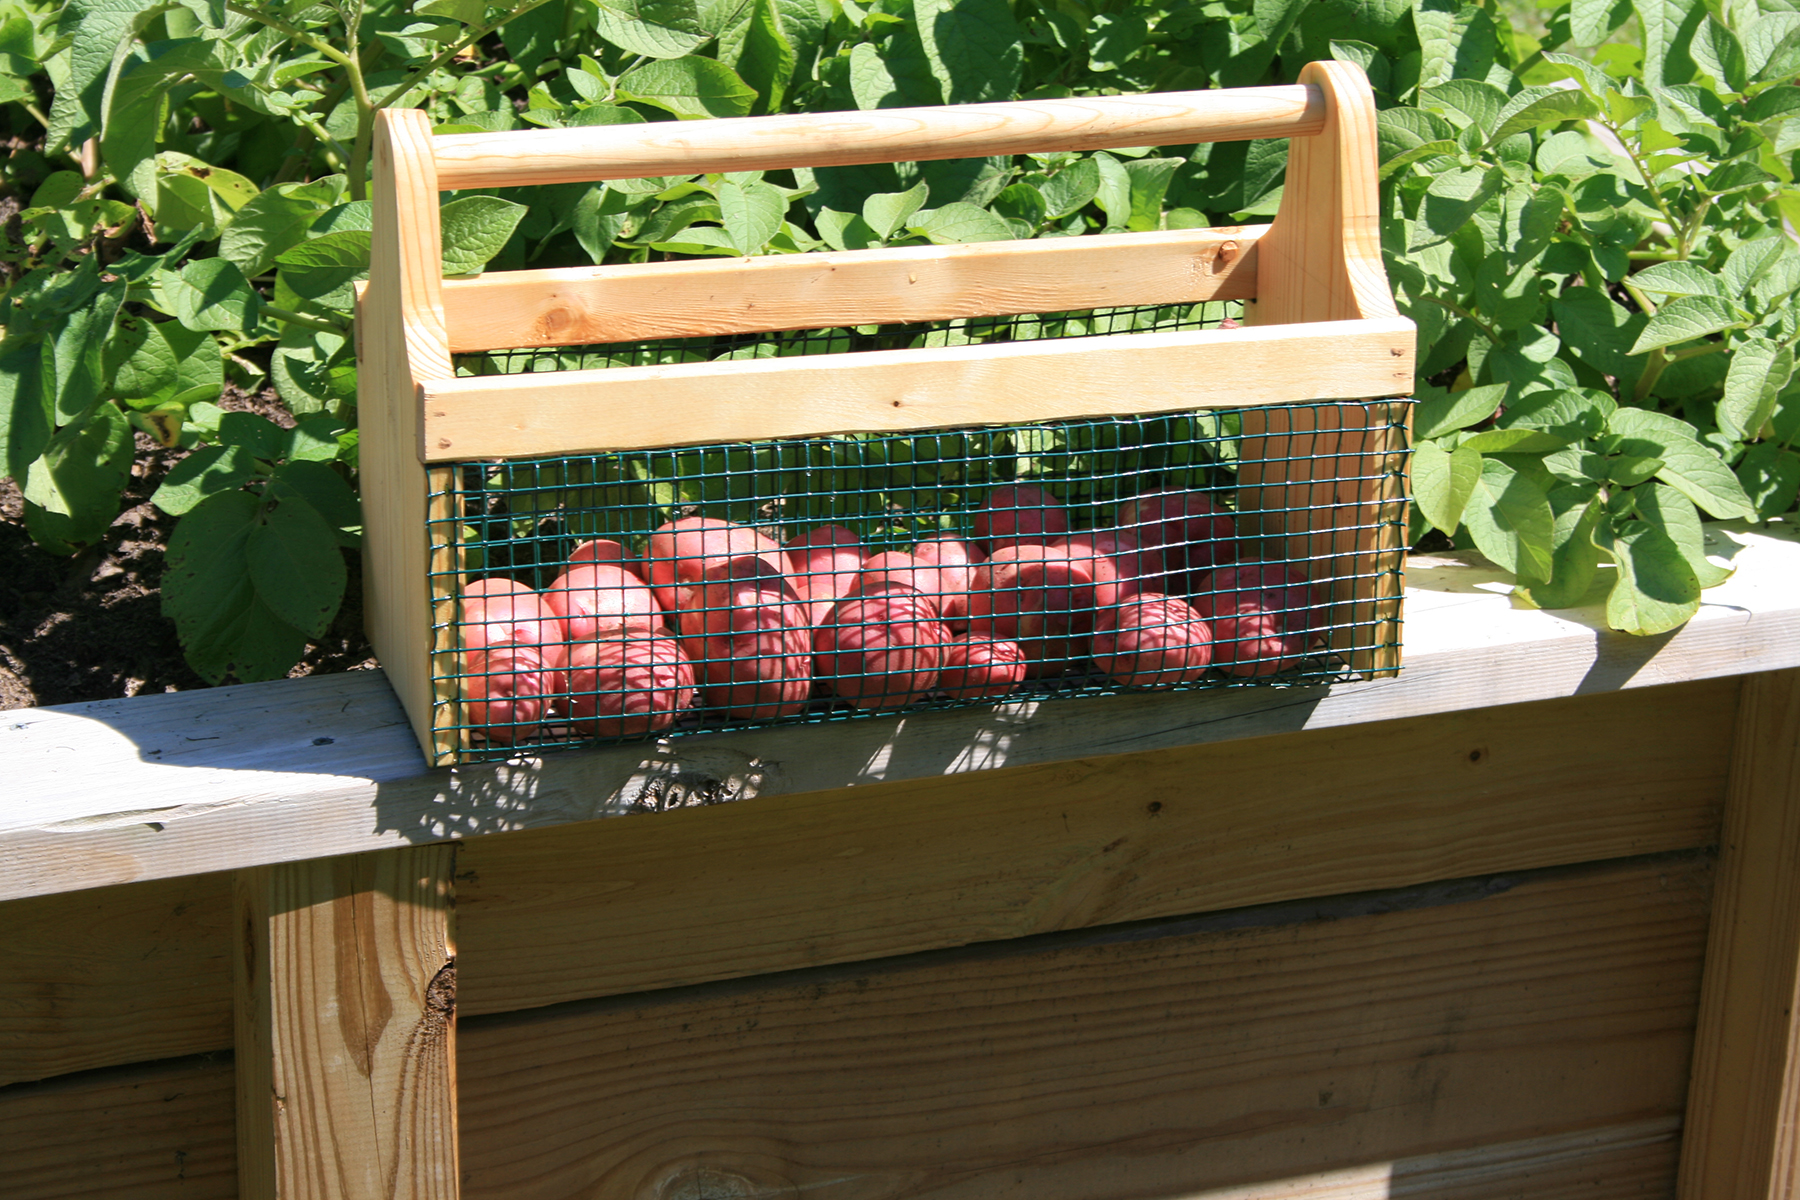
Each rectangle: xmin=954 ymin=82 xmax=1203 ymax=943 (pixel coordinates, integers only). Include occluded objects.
xmin=443 ymin=227 xmax=1261 ymax=353
xmin=456 ymin=854 xmax=1710 ymax=1198
xmin=360 ymin=108 xmax=457 ymax=764
xmin=0 ymin=872 xmax=231 ymax=1086
xmin=0 ymin=1053 xmax=236 ymax=1200
xmin=234 ymin=845 xmax=459 ymax=1200
xmin=421 ymin=316 xmax=1416 ymax=461
xmin=454 ymin=680 xmax=1731 ymax=1016
xmin=432 ymin=87 xmax=1324 ymax=191
xmin=1678 ymin=668 xmax=1800 ymax=1198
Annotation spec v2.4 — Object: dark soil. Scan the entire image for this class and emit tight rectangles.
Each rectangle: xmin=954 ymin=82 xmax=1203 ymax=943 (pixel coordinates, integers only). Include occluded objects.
xmin=0 ymin=386 xmax=376 ymax=711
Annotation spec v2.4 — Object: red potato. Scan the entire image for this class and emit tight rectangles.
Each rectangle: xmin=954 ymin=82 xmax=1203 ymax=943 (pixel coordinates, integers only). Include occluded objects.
xmin=459 ymin=577 xmax=565 ymax=653
xmin=647 ymin=516 xmax=788 ymax=615
xmin=1115 ymin=490 xmax=1237 ymax=587
xmin=784 ymin=524 xmax=865 ymax=625
xmin=461 ymin=645 xmax=557 ymax=745
xmin=567 ymin=539 xmax=628 ymax=568
xmin=1053 ymin=529 xmax=1160 ymax=595
xmin=938 ymin=634 xmax=1028 ymax=700
xmin=564 ymin=633 xmax=697 ymax=738
xmin=973 ymin=483 xmax=1071 ymax=554
xmin=907 ymin=536 xmax=983 ymax=605
xmin=814 ymin=582 xmax=950 ymax=711
xmin=1191 ymin=563 xmax=1324 ymax=678
xmin=678 ymin=556 xmax=814 ymax=719
xmin=1091 ymin=593 xmax=1213 ymax=689
xmin=544 ymin=562 xmax=666 ymax=642
xmin=960 ymin=545 xmax=1121 ymax=677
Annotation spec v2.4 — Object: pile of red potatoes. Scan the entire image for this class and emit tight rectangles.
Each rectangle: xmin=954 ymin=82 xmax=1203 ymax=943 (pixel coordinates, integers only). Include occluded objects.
xmin=458 ymin=483 xmax=1325 ymax=746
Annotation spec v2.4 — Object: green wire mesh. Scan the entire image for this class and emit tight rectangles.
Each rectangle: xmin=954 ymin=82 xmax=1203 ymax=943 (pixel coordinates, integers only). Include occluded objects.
xmin=428 ymin=303 xmax=1410 ymax=762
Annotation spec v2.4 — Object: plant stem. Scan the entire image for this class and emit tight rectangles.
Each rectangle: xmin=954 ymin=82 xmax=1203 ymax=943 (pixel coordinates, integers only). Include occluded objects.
xmin=374 ymin=0 xmax=560 ymax=111
xmin=1599 ymin=117 xmax=1682 ymax=237
xmin=224 ymin=3 xmax=362 ymax=75
xmin=263 ymin=303 xmax=352 ymax=335
xmin=1422 ymin=294 xmax=1504 ymax=343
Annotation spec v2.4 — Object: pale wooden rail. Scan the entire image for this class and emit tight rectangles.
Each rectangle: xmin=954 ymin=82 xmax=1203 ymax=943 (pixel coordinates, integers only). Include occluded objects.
xmin=431 ymin=86 xmax=1324 ymax=190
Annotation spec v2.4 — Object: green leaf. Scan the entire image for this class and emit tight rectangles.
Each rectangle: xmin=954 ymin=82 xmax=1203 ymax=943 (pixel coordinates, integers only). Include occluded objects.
xmin=1087 ymin=10 xmax=1147 ymax=72
xmin=21 ymin=400 xmax=132 ymax=553
xmin=1746 ymin=15 xmax=1800 ymax=82
xmin=862 ymin=181 xmax=928 ymax=240
xmin=1414 ymin=383 xmax=1505 ymax=439
xmin=715 ymin=178 xmax=785 ymax=253
xmin=48 ymin=287 xmax=122 ymax=424
xmin=1570 ymin=0 xmax=1628 ymax=46
xmin=219 ymin=177 xmax=345 ymax=279
xmin=1720 ymin=339 xmax=1794 ymax=441
xmin=248 ymin=489 xmax=346 ymax=639
xmin=1629 ymin=294 xmax=1739 ymax=354
xmin=1723 ymin=238 xmax=1788 ymax=299
xmin=733 ymin=0 xmax=796 ymax=113
xmin=1738 ymin=443 xmax=1800 ymax=520
xmin=1534 ymin=129 xmax=1618 ymax=177
xmin=1123 ymin=157 xmax=1183 ymax=233
xmin=149 ymin=442 xmax=259 ymax=515
xmin=616 ymin=55 xmax=757 ymax=118
xmin=161 ymin=490 xmax=308 ymax=684
xmin=1460 ymin=427 xmax=1574 ymax=453
xmin=909 ymin=202 xmax=1015 ymax=244
xmin=1487 ymin=86 xmax=1602 ymax=146
xmin=1634 ymin=0 xmax=1704 ymax=88
xmin=847 ymin=40 xmax=901 ymax=110
xmin=1411 ymin=439 xmax=1481 ymax=532
xmin=103 ymin=38 xmax=220 ymax=199
xmin=102 ymin=314 xmax=178 ymax=400
xmin=1638 ymin=481 xmax=1730 ymax=588
xmin=1411 ymin=166 xmax=1504 ymax=250
xmin=592 ymin=0 xmax=712 ymax=58
xmin=1503 ymin=388 xmax=1616 ymax=437
xmin=1552 ymin=287 xmax=1647 ymax=390
xmin=269 ymin=458 xmax=360 ymax=547
xmin=1418 ymin=79 xmax=1509 ymax=137
xmin=1035 ymin=159 xmax=1098 ymax=221
xmin=1598 ymin=516 xmax=1701 ymax=634
xmin=1608 ymin=407 xmax=1757 ymax=520
xmin=284 ymin=416 xmax=349 ymax=465
xmin=1460 ymin=456 xmax=1556 ymax=584
xmin=218 ymin=411 xmax=286 ymax=460
xmin=276 ymin=230 xmax=371 ymax=309
xmin=1608 ymin=454 xmax=1663 ymax=488
xmin=47 ymin=0 xmax=168 ymax=152
xmin=815 ymin=208 xmax=881 ymax=251
xmin=1415 ymin=0 xmax=1501 ymax=92
xmin=908 ymin=0 xmax=1021 ymax=105
xmin=439 ymin=196 xmax=527 ymax=275
xmin=417 ymin=0 xmax=487 ymax=21
xmin=1628 ymin=261 xmax=1723 ymax=299
xmin=1515 ymin=496 xmax=1605 ymax=611
xmin=0 ymin=336 xmax=51 ymax=481
xmin=167 ymin=258 xmax=260 ymax=333
xmin=1690 ymin=14 xmax=1747 ymax=93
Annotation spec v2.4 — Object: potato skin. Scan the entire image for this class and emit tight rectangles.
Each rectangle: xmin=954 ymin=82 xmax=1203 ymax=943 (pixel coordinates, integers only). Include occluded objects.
xmin=960 ymin=545 xmax=1119 ymax=677
xmin=544 ymin=562 xmax=666 ymax=642
xmin=462 ymin=645 xmax=557 ymax=744
xmin=460 ymin=577 xmax=565 ymax=653
xmin=1191 ymin=563 xmax=1323 ymax=678
xmin=1091 ymin=593 xmax=1213 ymax=688
xmin=1053 ymin=530 xmax=1159 ymax=595
xmin=567 ymin=539 xmax=629 ymax=568
xmin=678 ymin=556 xmax=814 ymax=719
xmin=647 ymin=516 xmax=788 ymax=615
xmin=784 ymin=524 xmax=864 ymax=627
xmin=1115 ymin=490 xmax=1237 ymax=588
xmin=973 ymin=483 xmax=1071 ymax=554
xmin=938 ymin=634 xmax=1027 ymax=700
xmin=565 ymin=634 xmax=697 ymax=738
xmin=814 ymin=582 xmax=949 ymax=711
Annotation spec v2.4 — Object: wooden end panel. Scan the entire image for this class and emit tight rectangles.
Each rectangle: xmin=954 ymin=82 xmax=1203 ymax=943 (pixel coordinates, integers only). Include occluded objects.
xmin=441 ymin=229 xmax=1262 ymax=354
xmin=426 ymin=465 xmax=464 ymax=767
xmin=1236 ymin=399 xmax=1411 ymax=675
xmin=361 ymin=109 xmax=455 ymax=763
xmin=432 ymin=87 xmax=1324 ymax=190
xmin=455 ymin=680 xmax=1732 ymax=1017
xmin=457 ymin=853 xmax=1709 ymax=1197
xmin=421 ymin=317 xmax=1416 ymax=461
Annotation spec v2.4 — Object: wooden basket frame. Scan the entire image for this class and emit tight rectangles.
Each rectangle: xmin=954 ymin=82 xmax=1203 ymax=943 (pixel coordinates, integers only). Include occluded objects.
xmin=356 ymin=61 xmax=1416 ymax=767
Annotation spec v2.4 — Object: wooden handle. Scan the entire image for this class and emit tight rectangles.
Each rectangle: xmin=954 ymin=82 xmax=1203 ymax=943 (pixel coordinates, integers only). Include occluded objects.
xmin=432 ymin=85 xmax=1324 ymax=191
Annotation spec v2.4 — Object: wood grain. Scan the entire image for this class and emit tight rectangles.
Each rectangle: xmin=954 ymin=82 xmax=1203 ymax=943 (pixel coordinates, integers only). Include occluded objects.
xmin=443 ymin=227 xmax=1261 ymax=353
xmin=432 ymin=87 xmax=1324 ymax=190
xmin=455 ymin=679 xmax=1732 ymax=1016
xmin=234 ymin=845 xmax=459 ymax=1200
xmin=360 ymin=108 xmax=456 ymax=765
xmin=0 ymin=871 xmax=232 ymax=1086
xmin=420 ymin=317 xmax=1416 ymax=461
xmin=1678 ymin=668 xmax=1800 ymax=1199
xmin=0 ymin=1053 xmax=236 ymax=1200
xmin=457 ymin=854 xmax=1712 ymax=1199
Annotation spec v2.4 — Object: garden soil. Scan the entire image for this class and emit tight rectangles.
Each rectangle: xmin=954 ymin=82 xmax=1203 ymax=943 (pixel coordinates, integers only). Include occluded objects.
xmin=0 ymin=386 xmax=377 ymax=711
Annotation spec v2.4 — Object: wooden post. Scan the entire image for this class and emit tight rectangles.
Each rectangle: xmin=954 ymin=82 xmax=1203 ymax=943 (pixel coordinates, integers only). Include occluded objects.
xmin=1677 ymin=668 xmax=1800 ymax=1198
xmin=235 ymin=845 xmax=459 ymax=1200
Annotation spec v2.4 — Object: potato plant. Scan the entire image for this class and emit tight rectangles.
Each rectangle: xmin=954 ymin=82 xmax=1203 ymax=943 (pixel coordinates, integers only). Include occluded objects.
xmin=0 ymin=0 xmax=1794 ymax=686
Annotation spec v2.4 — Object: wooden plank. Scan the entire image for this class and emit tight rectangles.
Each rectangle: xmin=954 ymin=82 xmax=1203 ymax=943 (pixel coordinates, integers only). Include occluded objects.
xmin=455 ymin=680 xmax=1731 ymax=1016
xmin=360 ymin=108 xmax=456 ymax=765
xmin=1678 ymin=668 xmax=1800 ymax=1199
xmin=4 ymin=525 xmax=1797 ymax=903
xmin=0 ymin=872 xmax=232 ymax=1086
xmin=442 ymin=228 xmax=1261 ymax=353
xmin=456 ymin=854 xmax=1711 ymax=1198
xmin=421 ymin=317 xmax=1416 ymax=460
xmin=234 ymin=845 xmax=459 ymax=1200
xmin=0 ymin=1053 xmax=236 ymax=1200
xmin=432 ymin=86 xmax=1324 ymax=191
